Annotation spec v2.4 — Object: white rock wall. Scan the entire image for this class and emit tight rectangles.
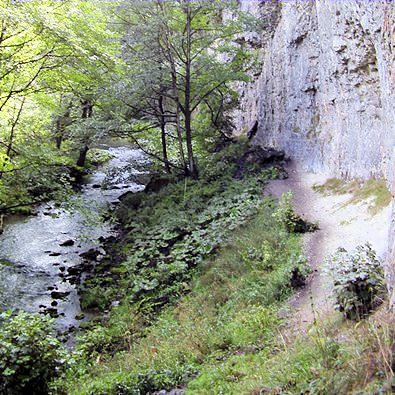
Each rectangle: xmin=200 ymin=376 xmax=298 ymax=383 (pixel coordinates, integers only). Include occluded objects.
xmin=236 ymin=0 xmax=394 ymax=181
xmin=235 ymin=0 xmax=395 ymax=308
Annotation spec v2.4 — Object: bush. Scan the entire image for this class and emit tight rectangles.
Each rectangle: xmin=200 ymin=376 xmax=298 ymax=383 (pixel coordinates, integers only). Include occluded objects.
xmin=0 ymin=311 xmax=68 ymax=395
xmin=273 ymin=192 xmax=317 ymax=233
xmin=326 ymin=243 xmax=385 ymax=320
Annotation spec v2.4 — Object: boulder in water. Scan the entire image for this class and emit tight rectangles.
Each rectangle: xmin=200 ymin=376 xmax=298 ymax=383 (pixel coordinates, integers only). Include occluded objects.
xmin=80 ymin=248 xmax=100 ymax=261
xmin=50 ymin=290 xmax=70 ymax=299
xmin=145 ymin=176 xmax=171 ymax=193
xmin=118 ymin=190 xmax=145 ymax=209
xmin=59 ymin=239 xmax=74 ymax=247
xmin=67 ymin=266 xmax=82 ymax=276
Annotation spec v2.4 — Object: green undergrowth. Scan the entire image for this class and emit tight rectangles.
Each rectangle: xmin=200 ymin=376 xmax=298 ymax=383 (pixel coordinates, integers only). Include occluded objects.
xmin=56 ymin=144 xmax=394 ymax=394
xmin=78 ymin=142 xmax=277 ymax=312
xmin=0 ymin=144 xmax=78 ymax=215
xmin=186 ymin=311 xmax=395 ymax=394
xmin=313 ymin=178 xmax=391 ymax=215
xmin=60 ymin=202 xmax=309 ymax=394
xmin=61 ymin=198 xmax=395 ymax=394
xmin=86 ymin=148 xmax=114 ymax=167
xmin=58 ymin=143 xmax=312 ymax=394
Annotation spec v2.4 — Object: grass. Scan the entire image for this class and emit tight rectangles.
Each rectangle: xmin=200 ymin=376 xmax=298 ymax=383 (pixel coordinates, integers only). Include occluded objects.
xmin=57 ymin=146 xmax=393 ymax=394
xmin=313 ymin=177 xmax=392 ymax=215
xmin=0 ymin=259 xmax=12 ymax=266
xmin=60 ymin=199 xmax=310 ymax=394
xmin=186 ymin=309 xmax=395 ymax=395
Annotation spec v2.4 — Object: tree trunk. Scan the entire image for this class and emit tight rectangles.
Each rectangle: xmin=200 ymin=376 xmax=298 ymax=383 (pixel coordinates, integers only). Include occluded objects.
xmin=55 ymin=131 xmax=63 ymax=150
xmin=0 ymin=98 xmax=24 ymax=181
xmin=76 ymin=145 xmax=89 ymax=167
xmin=81 ymin=100 xmax=93 ymax=119
xmin=7 ymin=97 xmax=25 ymax=157
xmin=162 ymin=24 xmax=188 ymax=176
xmin=184 ymin=110 xmax=197 ymax=179
xmin=175 ymin=105 xmax=187 ymax=174
xmin=183 ymin=3 xmax=198 ymax=179
xmin=158 ymin=95 xmax=171 ymax=173
xmin=55 ymin=105 xmax=71 ymax=150
xmin=76 ymin=100 xmax=93 ymax=167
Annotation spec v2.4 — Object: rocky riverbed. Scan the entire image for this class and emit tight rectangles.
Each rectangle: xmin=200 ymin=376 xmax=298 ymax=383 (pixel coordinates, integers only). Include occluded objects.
xmin=0 ymin=145 xmax=148 ymax=336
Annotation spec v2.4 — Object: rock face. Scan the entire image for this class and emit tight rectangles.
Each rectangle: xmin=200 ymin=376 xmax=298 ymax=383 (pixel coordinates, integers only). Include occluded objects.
xmin=235 ymin=0 xmax=394 ymax=182
xmin=388 ymin=149 xmax=395 ymax=310
xmin=233 ymin=1 xmax=395 ymax=308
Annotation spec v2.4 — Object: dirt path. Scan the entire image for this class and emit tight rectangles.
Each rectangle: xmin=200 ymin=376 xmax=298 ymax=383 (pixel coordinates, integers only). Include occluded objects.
xmin=267 ymin=161 xmax=391 ymax=330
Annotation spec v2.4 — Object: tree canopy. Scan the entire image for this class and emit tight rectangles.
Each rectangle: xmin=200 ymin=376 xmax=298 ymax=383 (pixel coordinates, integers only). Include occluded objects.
xmin=0 ymin=0 xmax=258 ymax=213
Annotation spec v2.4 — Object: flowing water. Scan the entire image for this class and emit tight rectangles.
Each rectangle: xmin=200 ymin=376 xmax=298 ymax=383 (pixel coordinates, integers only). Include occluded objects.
xmin=0 ymin=145 xmax=147 ymax=333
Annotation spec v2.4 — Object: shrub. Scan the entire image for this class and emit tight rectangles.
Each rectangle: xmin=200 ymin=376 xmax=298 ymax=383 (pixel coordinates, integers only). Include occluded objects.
xmin=326 ymin=243 xmax=385 ymax=320
xmin=239 ymin=240 xmax=274 ymax=271
xmin=273 ymin=192 xmax=317 ymax=233
xmin=0 ymin=311 xmax=68 ymax=395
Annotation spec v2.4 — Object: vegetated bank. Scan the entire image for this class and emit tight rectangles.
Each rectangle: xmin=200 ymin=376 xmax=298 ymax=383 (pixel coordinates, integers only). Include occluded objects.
xmin=0 ymin=144 xmax=150 ymax=339
xmin=53 ymin=141 xmax=311 ymax=394
xmin=60 ymin=142 xmax=393 ymax=395
xmin=1 ymin=141 xmax=392 ymax=395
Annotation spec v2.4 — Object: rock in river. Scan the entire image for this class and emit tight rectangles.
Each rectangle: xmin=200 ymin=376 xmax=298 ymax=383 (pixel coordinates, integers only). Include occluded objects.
xmin=59 ymin=239 xmax=75 ymax=247
xmin=50 ymin=290 xmax=70 ymax=299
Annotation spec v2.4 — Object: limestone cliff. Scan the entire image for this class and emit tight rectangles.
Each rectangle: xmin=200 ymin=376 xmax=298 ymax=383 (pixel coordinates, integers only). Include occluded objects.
xmin=236 ymin=0 xmax=394 ymax=181
xmin=235 ymin=0 xmax=394 ymax=307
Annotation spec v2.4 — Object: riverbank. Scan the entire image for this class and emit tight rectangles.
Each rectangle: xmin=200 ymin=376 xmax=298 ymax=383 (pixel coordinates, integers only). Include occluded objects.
xmin=56 ymin=143 xmax=310 ymax=393
xmin=1 ymin=142 xmax=392 ymax=394
xmin=0 ymin=145 xmax=148 ymax=334
xmin=59 ymin=143 xmax=394 ymax=395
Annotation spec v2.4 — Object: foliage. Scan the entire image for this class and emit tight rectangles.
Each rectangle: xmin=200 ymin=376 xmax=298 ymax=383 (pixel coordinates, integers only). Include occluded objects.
xmin=186 ymin=313 xmax=395 ymax=394
xmin=272 ymin=191 xmax=317 ymax=233
xmin=86 ymin=148 xmax=114 ymax=167
xmin=272 ymin=191 xmax=300 ymax=232
xmin=113 ymin=0 xmax=259 ymax=176
xmin=53 ymin=144 xmax=392 ymax=395
xmin=0 ymin=311 xmax=68 ymax=395
xmin=79 ymin=144 xmax=273 ymax=313
xmin=0 ymin=147 xmax=76 ymax=214
xmin=326 ymin=243 xmax=386 ymax=320
xmin=2 ymin=3 xmax=390 ymax=394
xmin=0 ymin=143 xmax=76 ymax=213
xmin=61 ymin=157 xmax=310 ymax=393
xmin=0 ymin=1 xmax=123 ymax=213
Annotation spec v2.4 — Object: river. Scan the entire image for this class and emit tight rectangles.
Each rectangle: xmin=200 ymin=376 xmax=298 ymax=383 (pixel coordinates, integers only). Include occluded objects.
xmin=0 ymin=145 xmax=147 ymax=334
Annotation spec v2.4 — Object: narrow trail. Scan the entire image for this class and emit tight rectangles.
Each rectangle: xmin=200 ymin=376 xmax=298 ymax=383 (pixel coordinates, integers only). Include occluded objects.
xmin=266 ymin=161 xmax=391 ymax=332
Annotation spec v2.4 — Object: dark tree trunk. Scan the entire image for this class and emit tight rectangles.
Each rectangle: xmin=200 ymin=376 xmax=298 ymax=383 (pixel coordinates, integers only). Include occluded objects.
xmin=158 ymin=95 xmax=171 ymax=174
xmin=55 ymin=105 xmax=72 ymax=150
xmin=55 ymin=131 xmax=63 ymax=150
xmin=184 ymin=110 xmax=197 ymax=179
xmin=76 ymin=145 xmax=89 ymax=167
xmin=175 ymin=106 xmax=187 ymax=175
xmin=183 ymin=4 xmax=198 ymax=179
xmin=76 ymin=100 xmax=93 ymax=167
xmin=81 ymin=100 xmax=93 ymax=119
xmin=7 ymin=97 xmax=25 ymax=157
